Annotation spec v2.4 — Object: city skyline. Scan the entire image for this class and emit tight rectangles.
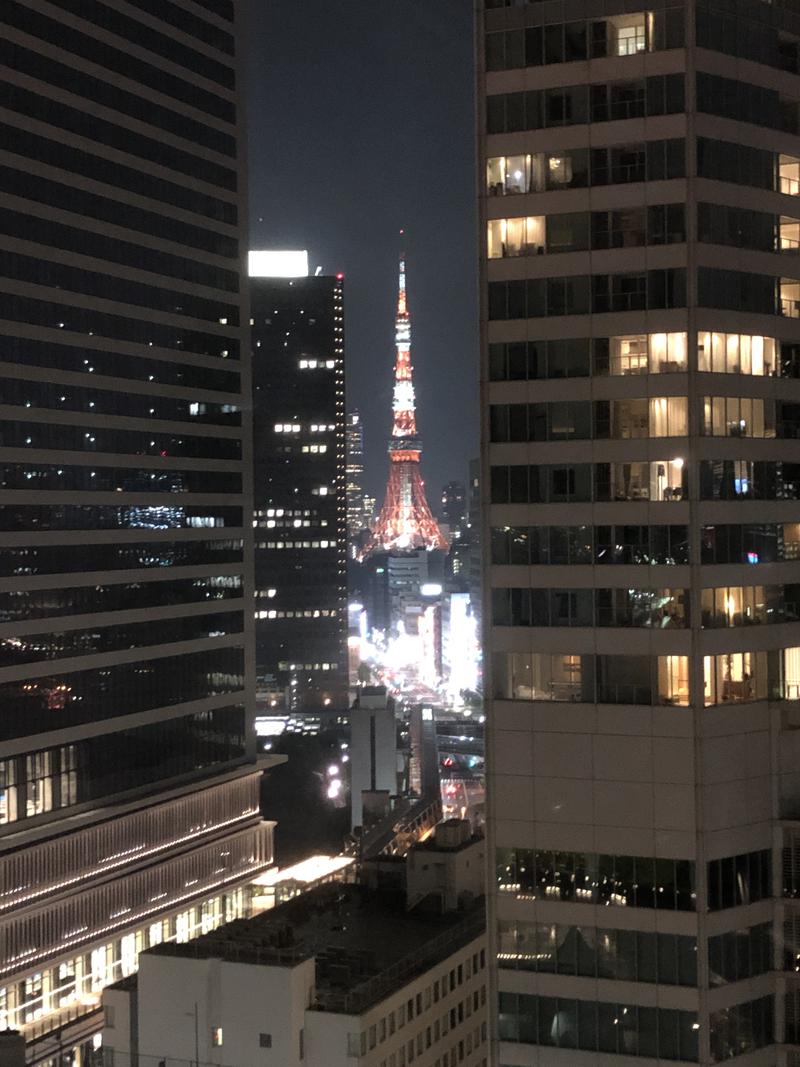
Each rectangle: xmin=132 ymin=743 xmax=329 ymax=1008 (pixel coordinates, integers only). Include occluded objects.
xmin=12 ymin=1 xmax=800 ymax=1064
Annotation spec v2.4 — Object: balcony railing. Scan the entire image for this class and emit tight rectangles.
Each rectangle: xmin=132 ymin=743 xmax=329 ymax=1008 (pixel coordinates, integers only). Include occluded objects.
xmin=22 ymin=1001 xmax=103 ymax=1047
xmin=314 ymin=908 xmax=485 ymax=1016
xmin=596 ymin=683 xmax=653 ymax=705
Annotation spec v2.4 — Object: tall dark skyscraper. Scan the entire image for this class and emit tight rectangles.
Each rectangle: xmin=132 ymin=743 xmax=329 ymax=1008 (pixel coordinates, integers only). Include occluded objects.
xmin=441 ymin=480 xmax=467 ymax=535
xmin=0 ymin=3 xmax=276 ymax=1056
xmin=346 ymin=409 xmax=370 ymax=554
xmin=250 ymin=254 xmax=348 ymax=714
xmin=480 ymin=0 xmax=800 ymax=1062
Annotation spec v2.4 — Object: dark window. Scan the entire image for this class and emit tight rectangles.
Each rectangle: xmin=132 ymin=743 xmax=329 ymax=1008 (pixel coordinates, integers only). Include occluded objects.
xmin=697 ymin=136 xmax=775 ymax=192
xmin=0 ymin=0 xmax=235 ymax=117
xmin=0 ymin=503 xmax=241 ymax=533
xmin=0 ymin=420 xmax=240 ymax=460
xmin=0 ymin=291 xmax=238 ymax=359
xmin=498 ymin=848 xmax=694 ymax=911
xmin=0 ymin=537 xmax=242 ymax=579
xmin=698 ymin=70 xmax=798 ymax=134
xmin=648 ymin=203 xmax=686 ymax=245
xmin=647 ymin=137 xmax=686 ymax=180
xmin=122 ymin=0 xmax=234 ymax=50
xmin=698 ymin=268 xmax=776 ymax=315
xmin=0 ymin=705 xmax=245 ymax=822
xmin=0 ymin=335 xmax=240 ymax=391
xmin=546 ymin=212 xmax=590 ymax=253
xmin=0 ymin=120 xmax=236 ymax=224
xmin=707 ymin=850 xmax=771 ymax=910
xmin=591 ymin=207 xmax=647 ymax=249
xmin=0 ymin=463 xmax=240 ymax=494
xmin=696 ymin=0 xmax=799 ymax=76
xmin=708 ymin=924 xmax=772 ymax=985
xmin=0 ymin=205 xmax=238 ymax=291
xmin=498 ymin=921 xmax=697 ymax=986
xmin=709 ymin=997 xmax=774 ymax=1061
xmin=1 ymin=80 xmax=236 ymax=190
xmin=0 ymin=377 xmax=240 ymax=426
xmin=0 ymin=646 xmax=245 ymax=741
xmin=0 ymin=37 xmax=234 ymax=156
xmin=499 ymin=988 xmax=699 ymax=1052
xmin=0 ymin=247 xmax=238 ymax=325
xmin=486 ymin=76 xmax=682 ymax=133
xmin=0 ymin=164 xmax=237 ymax=257
xmin=698 ymin=202 xmax=776 ymax=252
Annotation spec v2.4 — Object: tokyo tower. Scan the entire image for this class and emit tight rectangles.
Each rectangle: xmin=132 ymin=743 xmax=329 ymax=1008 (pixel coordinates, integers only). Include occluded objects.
xmin=363 ymin=244 xmax=448 ymax=557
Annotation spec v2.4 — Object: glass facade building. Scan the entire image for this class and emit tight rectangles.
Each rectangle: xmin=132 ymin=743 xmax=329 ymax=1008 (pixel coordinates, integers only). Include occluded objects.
xmin=250 ymin=274 xmax=348 ymax=713
xmin=0 ymin=2 xmax=275 ymax=1059
xmin=479 ymin=1 xmax=800 ymax=1062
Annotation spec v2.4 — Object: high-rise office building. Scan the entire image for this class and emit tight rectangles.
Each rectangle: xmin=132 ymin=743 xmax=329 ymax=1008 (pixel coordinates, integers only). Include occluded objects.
xmin=0 ymin=2 xmax=277 ymax=1058
xmin=466 ymin=458 xmax=482 ymax=618
xmin=250 ymin=253 xmax=348 ymax=714
xmin=480 ymin=2 xmax=800 ymax=1062
xmin=442 ymin=480 xmax=470 ymax=589
xmin=441 ymin=480 xmax=467 ymax=537
xmin=346 ymin=410 xmax=371 ymax=553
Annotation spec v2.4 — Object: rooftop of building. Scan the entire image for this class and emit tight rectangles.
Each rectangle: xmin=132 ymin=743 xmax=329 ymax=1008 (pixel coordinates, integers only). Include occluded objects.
xmin=147 ymin=883 xmax=484 ymax=1014
xmin=411 ymin=819 xmax=484 ymax=855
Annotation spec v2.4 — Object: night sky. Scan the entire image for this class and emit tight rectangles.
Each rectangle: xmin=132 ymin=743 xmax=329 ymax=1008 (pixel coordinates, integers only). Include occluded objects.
xmin=245 ymin=0 xmax=478 ymax=503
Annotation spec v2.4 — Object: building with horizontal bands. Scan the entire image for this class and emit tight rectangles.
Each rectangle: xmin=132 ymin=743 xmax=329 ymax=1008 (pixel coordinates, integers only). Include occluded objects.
xmin=0 ymin=3 xmax=279 ymax=1061
xmin=104 ymin=822 xmax=488 ymax=1067
xmin=479 ymin=0 xmax=800 ymax=1062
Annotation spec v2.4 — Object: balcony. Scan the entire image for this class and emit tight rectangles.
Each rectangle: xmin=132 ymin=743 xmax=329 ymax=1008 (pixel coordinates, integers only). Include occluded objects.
xmin=782 ymin=155 xmax=800 ymax=196
xmin=782 ymin=280 xmax=800 ymax=317
xmin=783 ymin=217 xmax=800 ymax=253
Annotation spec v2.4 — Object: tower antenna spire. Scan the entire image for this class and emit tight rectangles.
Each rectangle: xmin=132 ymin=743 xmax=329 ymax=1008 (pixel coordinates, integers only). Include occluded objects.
xmin=362 ymin=237 xmax=448 ymax=557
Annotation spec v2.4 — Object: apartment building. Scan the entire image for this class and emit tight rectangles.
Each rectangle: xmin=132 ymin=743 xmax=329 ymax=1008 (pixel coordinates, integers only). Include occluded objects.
xmin=479 ymin=1 xmax=800 ymax=1063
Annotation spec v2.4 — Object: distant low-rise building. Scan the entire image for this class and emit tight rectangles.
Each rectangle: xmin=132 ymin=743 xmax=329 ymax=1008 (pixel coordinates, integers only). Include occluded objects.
xmin=103 ymin=846 xmax=487 ymax=1067
xmin=350 ymin=686 xmax=399 ymax=831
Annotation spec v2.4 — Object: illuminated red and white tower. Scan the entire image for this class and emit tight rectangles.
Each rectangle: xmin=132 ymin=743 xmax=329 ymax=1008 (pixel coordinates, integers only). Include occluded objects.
xmin=365 ymin=244 xmax=448 ymax=556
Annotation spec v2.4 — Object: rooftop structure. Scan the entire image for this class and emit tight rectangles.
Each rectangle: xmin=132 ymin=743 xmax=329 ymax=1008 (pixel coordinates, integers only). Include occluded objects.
xmin=104 ymin=882 xmax=487 ymax=1067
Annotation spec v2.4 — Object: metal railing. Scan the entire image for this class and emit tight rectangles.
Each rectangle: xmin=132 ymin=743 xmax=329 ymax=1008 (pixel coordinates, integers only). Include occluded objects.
xmin=596 ymin=684 xmax=653 ymax=705
xmin=23 ymin=1002 xmax=103 ymax=1047
xmin=314 ymin=908 xmax=485 ymax=1015
xmin=151 ymin=937 xmax=310 ymax=969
